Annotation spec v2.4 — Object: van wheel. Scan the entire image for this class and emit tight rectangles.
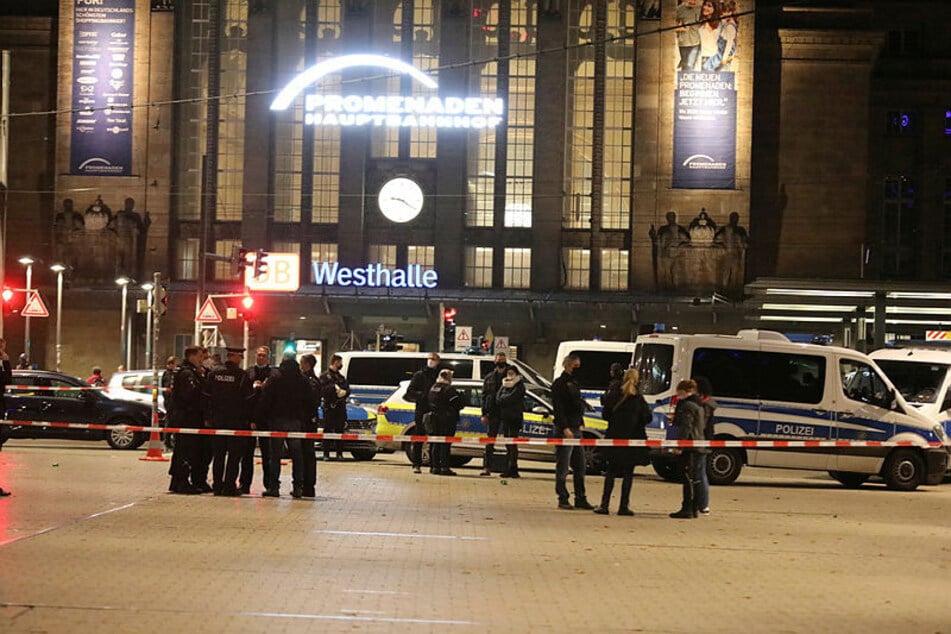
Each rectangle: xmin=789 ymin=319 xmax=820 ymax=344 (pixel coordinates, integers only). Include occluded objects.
xmin=350 ymin=449 xmax=377 ymax=461
xmin=828 ymin=471 xmax=869 ymax=488
xmin=448 ymin=455 xmax=472 ymax=468
xmin=883 ymin=449 xmax=924 ymax=491
xmin=708 ymin=448 xmax=743 ymax=485
xmin=582 ymin=436 xmax=605 ymax=476
xmin=651 ymin=456 xmax=682 ymax=482
xmin=402 ymin=430 xmax=430 ymax=467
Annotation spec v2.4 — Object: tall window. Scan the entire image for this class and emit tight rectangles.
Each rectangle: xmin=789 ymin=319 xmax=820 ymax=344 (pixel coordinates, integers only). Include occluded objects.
xmin=881 ymin=177 xmax=917 ymax=278
xmin=564 ymin=4 xmax=595 ymax=230
xmin=273 ymin=241 xmax=300 ymax=256
xmin=600 ymin=248 xmax=629 ymax=290
xmin=467 ymin=3 xmax=497 ymax=230
xmin=217 ymin=1 xmax=249 ymax=221
xmin=504 ymin=248 xmax=532 ymax=289
xmin=465 ymin=246 xmax=494 ymax=288
xmin=411 ymin=0 xmax=439 ymax=158
xmin=176 ymin=238 xmax=200 ymax=281
xmin=407 ymin=245 xmax=435 ymax=267
xmin=177 ymin=0 xmax=213 ymax=222
xmin=371 ymin=3 xmax=403 ymax=158
xmin=368 ymin=244 xmax=398 ymax=268
xmin=562 ymin=247 xmax=590 ymax=289
xmin=310 ymin=242 xmax=338 ymax=282
xmin=505 ymin=4 xmax=536 ymax=228
xmin=603 ymin=2 xmax=634 ymax=230
xmin=214 ymin=239 xmax=240 ymax=280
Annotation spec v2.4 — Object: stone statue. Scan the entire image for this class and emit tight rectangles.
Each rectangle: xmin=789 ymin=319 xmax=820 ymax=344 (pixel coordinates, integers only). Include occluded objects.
xmin=714 ymin=211 xmax=749 ymax=293
xmin=110 ymin=197 xmax=144 ymax=276
xmin=53 ymin=198 xmax=84 ymax=271
xmin=650 ymin=211 xmax=690 ymax=290
xmin=688 ymin=208 xmax=717 ymax=245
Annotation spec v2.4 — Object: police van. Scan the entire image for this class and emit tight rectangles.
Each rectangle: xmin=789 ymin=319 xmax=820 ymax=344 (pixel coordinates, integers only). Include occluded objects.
xmin=337 ymin=351 xmax=551 ymax=407
xmin=552 ymin=340 xmax=636 ymax=412
xmin=633 ymin=329 xmax=949 ymax=490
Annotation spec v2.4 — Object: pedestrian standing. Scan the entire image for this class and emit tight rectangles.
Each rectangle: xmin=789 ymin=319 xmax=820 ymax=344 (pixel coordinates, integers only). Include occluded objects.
xmin=595 ymin=369 xmax=651 ymax=516
xmin=257 ymin=354 xmax=313 ymax=498
xmin=669 ymin=379 xmax=706 ymax=519
xmin=319 ymin=354 xmax=350 ymax=461
xmin=204 ymin=347 xmax=254 ymax=496
xmin=299 ymin=354 xmax=321 ymax=498
xmin=551 ymin=354 xmax=594 ymax=510
xmin=167 ymin=346 xmax=206 ymax=494
xmin=192 ymin=347 xmax=215 ymax=492
xmin=693 ymin=375 xmax=716 ymax=515
xmin=86 ymin=367 xmax=105 ymax=387
xmin=0 ymin=338 xmax=13 ymax=497
xmin=495 ymin=365 xmax=526 ymax=478
xmin=427 ymin=369 xmax=464 ymax=476
xmin=242 ymin=346 xmax=278 ymax=494
xmin=404 ymin=352 xmax=440 ymax=474
xmin=160 ymin=356 xmax=180 ymax=451
xmin=479 ymin=352 xmax=510 ymax=476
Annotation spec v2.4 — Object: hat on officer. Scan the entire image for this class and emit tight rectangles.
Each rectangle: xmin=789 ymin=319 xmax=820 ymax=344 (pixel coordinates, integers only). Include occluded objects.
xmin=225 ymin=346 xmax=245 ymax=354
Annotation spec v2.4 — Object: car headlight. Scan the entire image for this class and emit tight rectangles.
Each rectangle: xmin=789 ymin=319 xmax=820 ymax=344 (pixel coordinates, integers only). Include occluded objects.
xmin=934 ymin=424 xmax=949 ymax=445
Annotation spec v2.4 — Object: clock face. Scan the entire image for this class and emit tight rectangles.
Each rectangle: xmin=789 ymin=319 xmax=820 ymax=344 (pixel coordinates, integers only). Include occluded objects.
xmin=378 ymin=177 xmax=424 ymax=223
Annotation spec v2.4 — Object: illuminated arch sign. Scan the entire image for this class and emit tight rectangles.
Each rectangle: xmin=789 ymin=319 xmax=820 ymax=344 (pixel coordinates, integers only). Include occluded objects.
xmin=270 ymin=54 xmax=505 ymax=129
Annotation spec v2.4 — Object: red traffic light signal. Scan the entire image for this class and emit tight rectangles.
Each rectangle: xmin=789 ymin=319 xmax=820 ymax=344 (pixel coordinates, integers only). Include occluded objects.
xmin=443 ymin=307 xmax=457 ymax=322
xmin=1 ymin=288 xmax=13 ymax=303
xmin=239 ymin=294 xmax=254 ymax=321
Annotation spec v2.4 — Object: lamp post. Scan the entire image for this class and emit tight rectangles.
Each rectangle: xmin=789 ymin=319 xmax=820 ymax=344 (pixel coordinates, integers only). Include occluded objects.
xmin=50 ymin=263 xmax=66 ymax=372
xmin=115 ymin=276 xmax=131 ymax=370
xmin=18 ymin=256 xmax=33 ymax=364
xmin=141 ymin=282 xmax=153 ymax=365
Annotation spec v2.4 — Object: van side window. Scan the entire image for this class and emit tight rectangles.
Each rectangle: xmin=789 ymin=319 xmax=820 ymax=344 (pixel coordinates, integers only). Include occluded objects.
xmin=840 ymin=360 xmax=889 ymax=408
xmin=347 ymin=358 xmax=422 ymax=385
xmin=441 ymin=359 xmax=474 ymax=379
xmin=692 ymin=348 xmax=758 ymax=399
xmin=569 ymin=350 xmax=636 ymax=390
xmin=634 ymin=343 xmax=673 ymax=395
xmin=759 ymin=352 xmax=825 ymax=404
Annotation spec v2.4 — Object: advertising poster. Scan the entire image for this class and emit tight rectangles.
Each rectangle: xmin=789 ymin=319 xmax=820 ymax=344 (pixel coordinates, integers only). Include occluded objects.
xmin=70 ymin=0 xmax=135 ymax=177
xmin=672 ymin=0 xmax=739 ymax=189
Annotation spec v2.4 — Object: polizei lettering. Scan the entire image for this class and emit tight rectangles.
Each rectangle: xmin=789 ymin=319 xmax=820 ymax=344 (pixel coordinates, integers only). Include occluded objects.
xmin=775 ymin=424 xmax=814 ymax=436
xmin=312 ymin=262 xmax=438 ymax=289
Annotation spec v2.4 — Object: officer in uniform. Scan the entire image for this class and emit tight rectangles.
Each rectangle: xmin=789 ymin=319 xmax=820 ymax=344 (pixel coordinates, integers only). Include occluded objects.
xmin=299 ymin=354 xmax=321 ymax=498
xmin=319 ymin=354 xmax=350 ymax=461
xmin=405 ymin=352 xmax=440 ymax=474
xmin=241 ymin=346 xmax=278 ymax=494
xmin=0 ymin=338 xmax=12 ymax=497
xmin=168 ymin=345 xmax=206 ymax=494
xmin=480 ymin=352 xmax=510 ymax=476
xmin=204 ymin=347 xmax=254 ymax=496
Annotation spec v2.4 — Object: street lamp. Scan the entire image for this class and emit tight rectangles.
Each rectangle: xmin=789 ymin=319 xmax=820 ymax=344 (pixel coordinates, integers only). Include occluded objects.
xmin=18 ymin=256 xmax=33 ymax=365
xmin=141 ymin=282 xmax=154 ymax=365
xmin=115 ymin=276 xmax=131 ymax=370
xmin=50 ymin=263 xmax=66 ymax=372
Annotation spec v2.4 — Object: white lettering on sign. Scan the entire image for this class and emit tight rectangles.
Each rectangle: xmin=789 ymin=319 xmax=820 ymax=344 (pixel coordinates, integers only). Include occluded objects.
xmin=312 ymin=262 xmax=438 ymax=289
xmin=775 ymin=424 xmax=815 ymax=436
xmin=246 ymin=252 xmax=301 ymax=292
xmin=270 ymin=54 xmax=506 ymax=130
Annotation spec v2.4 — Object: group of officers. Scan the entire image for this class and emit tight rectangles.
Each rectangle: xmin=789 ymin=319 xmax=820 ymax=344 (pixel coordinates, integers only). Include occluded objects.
xmin=165 ymin=345 xmax=351 ymax=499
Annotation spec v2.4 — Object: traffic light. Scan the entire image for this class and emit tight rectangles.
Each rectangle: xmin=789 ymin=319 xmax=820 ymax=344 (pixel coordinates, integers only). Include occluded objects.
xmin=253 ymin=249 xmax=268 ymax=280
xmin=283 ymin=340 xmax=297 ymax=356
xmin=232 ymin=245 xmax=250 ymax=277
xmin=238 ymin=294 xmax=254 ymax=321
xmin=443 ymin=307 xmax=456 ymax=352
xmin=1 ymin=287 xmax=13 ymax=315
xmin=154 ymin=284 xmax=168 ymax=316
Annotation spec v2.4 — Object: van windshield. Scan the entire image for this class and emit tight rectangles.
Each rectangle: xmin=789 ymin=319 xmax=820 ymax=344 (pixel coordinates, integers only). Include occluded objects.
xmin=633 ymin=343 xmax=673 ymax=395
xmin=874 ymin=360 xmax=948 ymax=405
xmin=567 ymin=350 xmax=636 ymax=390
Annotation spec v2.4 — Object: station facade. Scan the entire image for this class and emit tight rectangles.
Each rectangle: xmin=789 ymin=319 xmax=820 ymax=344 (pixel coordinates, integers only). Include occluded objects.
xmin=0 ymin=0 xmax=949 ymax=376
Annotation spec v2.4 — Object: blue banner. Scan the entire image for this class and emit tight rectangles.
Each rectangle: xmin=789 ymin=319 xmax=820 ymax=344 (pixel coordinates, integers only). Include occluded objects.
xmin=672 ymin=71 xmax=736 ymax=190
xmin=70 ymin=0 xmax=135 ymax=177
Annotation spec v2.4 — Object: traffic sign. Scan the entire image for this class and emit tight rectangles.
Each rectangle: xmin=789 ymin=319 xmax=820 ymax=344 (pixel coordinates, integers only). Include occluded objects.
xmin=494 ymin=336 xmax=509 ymax=356
xmin=196 ymin=297 xmax=222 ymax=323
xmin=454 ymin=326 xmax=472 ymax=352
xmin=20 ymin=292 xmax=49 ymax=318
xmin=245 ymin=252 xmax=300 ymax=291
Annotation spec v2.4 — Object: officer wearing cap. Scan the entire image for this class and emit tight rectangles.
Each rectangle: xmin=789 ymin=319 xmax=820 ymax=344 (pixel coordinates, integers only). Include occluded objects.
xmin=204 ymin=347 xmax=254 ymax=496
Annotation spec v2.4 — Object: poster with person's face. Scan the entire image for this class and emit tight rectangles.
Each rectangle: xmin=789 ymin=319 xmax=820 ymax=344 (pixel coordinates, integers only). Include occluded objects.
xmin=672 ymin=0 xmax=740 ymax=189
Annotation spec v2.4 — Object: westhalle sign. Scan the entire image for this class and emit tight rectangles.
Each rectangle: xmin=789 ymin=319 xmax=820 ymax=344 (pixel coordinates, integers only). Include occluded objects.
xmin=270 ymin=54 xmax=505 ymax=129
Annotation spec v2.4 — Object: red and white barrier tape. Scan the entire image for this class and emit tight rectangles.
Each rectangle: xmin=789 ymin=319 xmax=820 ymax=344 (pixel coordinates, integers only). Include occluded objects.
xmin=5 ymin=385 xmax=170 ymax=392
xmin=0 ymin=420 xmax=945 ymax=449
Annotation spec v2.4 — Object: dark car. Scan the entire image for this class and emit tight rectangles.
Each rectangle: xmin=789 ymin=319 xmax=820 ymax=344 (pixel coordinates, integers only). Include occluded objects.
xmin=2 ymin=370 xmax=158 ymax=450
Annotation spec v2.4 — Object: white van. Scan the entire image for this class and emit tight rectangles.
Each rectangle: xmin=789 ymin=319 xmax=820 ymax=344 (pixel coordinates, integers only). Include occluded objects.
xmin=870 ymin=346 xmax=951 ymax=440
xmin=633 ymin=329 xmax=949 ymax=491
xmin=552 ymin=340 xmax=636 ymax=412
xmin=337 ymin=351 xmax=551 ymax=407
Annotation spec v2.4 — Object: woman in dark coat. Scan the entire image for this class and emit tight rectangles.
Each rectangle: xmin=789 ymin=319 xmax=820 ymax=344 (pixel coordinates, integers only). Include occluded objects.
xmin=595 ymin=369 xmax=651 ymax=516
xmin=496 ymin=366 xmax=527 ymax=478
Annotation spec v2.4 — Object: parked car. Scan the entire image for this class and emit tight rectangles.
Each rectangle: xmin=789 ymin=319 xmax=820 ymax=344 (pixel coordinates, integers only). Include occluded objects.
xmin=2 ymin=370 xmax=160 ymax=450
xmin=374 ymin=379 xmax=608 ymax=472
xmin=106 ymin=369 xmax=166 ymax=408
xmin=319 ymin=403 xmax=378 ymax=461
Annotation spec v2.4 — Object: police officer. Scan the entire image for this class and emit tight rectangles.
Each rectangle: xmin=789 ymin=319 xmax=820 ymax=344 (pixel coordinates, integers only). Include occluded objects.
xmin=168 ymin=345 xmax=206 ymax=494
xmin=0 ymin=338 xmax=12 ymax=497
xmin=404 ymin=352 xmax=440 ymax=474
xmin=257 ymin=354 xmax=313 ymax=498
xmin=428 ymin=369 xmax=465 ymax=476
xmin=241 ymin=346 xmax=278 ymax=494
xmin=320 ymin=354 xmax=350 ymax=461
xmin=299 ymin=354 xmax=321 ymax=498
xmin=204 ymin=347 xmax=254 ymax=496
xmin=480 ymin=352 xmax=510 ymax=476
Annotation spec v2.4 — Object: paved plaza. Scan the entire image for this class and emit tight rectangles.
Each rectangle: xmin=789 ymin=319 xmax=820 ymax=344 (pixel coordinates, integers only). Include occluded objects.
xmin=0 ymin=440 xmax=949 ymax=633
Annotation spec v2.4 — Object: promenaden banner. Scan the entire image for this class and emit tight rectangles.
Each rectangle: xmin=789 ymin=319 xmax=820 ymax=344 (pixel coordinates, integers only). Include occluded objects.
xmin=672 ymin=70 xmax=736 ymax=189
xmin=70 ymin=0 xmax=135 ymax=177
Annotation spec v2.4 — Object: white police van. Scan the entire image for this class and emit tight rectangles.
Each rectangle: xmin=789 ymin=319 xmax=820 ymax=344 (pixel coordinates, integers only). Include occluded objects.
xmin=552 ymin=340 xmax=636 ymax=413
xmin=633 ymin=330 xmax=949 ymax=490
xmin=337 ymin=351 xmax=550 ymax=407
